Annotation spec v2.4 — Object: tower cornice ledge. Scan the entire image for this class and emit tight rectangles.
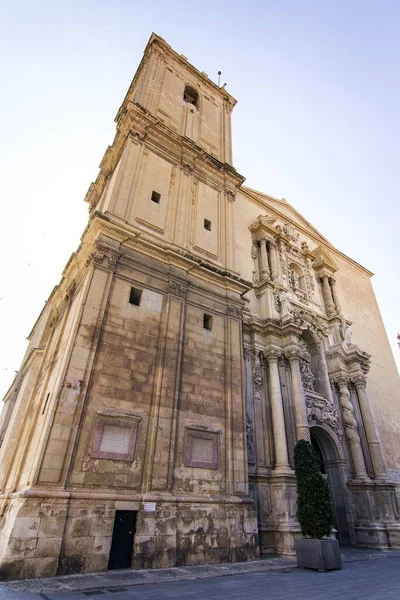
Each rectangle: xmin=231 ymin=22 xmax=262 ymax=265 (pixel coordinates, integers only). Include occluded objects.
xmin=61 ymin=214 xmax=253 ymax=297
xmin=85 ymin=101 xmax=245 ymax=212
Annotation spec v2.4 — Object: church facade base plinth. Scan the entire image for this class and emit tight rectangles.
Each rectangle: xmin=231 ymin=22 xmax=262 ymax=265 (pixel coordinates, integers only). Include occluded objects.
xmin=0 ymin=494 xmax=259 ymax=580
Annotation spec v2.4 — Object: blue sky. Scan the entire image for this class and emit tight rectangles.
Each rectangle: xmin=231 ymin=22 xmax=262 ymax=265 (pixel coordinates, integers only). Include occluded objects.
xmin=1 ymin=0 xmax=399 ymax=395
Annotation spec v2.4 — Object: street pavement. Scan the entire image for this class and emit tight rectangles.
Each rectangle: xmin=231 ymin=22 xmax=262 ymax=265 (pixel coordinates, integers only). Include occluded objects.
xmin=0 ymin=549 xmax=399 ymax=600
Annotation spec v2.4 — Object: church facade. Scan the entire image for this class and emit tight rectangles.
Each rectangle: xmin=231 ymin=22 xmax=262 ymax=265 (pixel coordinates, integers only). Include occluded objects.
xmin=0 ymin=34 xmax=399 ymax=580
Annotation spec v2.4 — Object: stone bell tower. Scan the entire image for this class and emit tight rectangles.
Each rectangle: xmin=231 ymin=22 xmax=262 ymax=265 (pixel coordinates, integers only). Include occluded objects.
xmin=0 ymin=34 xmax=258 ymax=580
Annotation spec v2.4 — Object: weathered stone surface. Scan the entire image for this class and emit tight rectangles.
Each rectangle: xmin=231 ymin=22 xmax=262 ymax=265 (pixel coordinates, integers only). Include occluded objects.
xmin=35 ymin=537 xmax=63 ymax=558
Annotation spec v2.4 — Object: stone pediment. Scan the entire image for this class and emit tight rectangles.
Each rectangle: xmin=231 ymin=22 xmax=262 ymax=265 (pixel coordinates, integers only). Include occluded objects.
xmin=248 ymin=214 xmax=279 ymax=239
xmin=311 ymin=246 xmax=338 ymax=272
xmin=244 ymin=187 xmax=331 ymax=245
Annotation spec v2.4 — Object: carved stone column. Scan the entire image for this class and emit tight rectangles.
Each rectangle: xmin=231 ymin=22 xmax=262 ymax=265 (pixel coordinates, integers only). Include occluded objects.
xmin=330 ymin=278 xmax=342 ymax=315
xmin=317 ymin=341 xmax=336 ymax=406
xmin=353 ymin=376 xmax=387 ymax=479
xmin=337 ymin=378 xmax=369 ymax=480
xmin=269 ymin=242 xmax=279 ymax=281
xmin=264 ymin=349 xmax=291 ymax=472
xmin=286 ymin=349 xmax=310 ymax=442
xmin=321 ymin=276 xmax=336 ymax=317
xmin=259 ymin=239 xmax=270 ymax=280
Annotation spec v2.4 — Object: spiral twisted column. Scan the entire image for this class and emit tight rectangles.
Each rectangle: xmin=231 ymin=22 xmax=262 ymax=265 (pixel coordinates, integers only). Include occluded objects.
xmin=336 ymin=378 xmax=368 ymax=480
xmin=264 ymin=349 xmax=291 ymax=472
xmin=286 ymin=349 xmax=310 ymax=442
xmin=353 ymin=376 xmax=387 ymax=479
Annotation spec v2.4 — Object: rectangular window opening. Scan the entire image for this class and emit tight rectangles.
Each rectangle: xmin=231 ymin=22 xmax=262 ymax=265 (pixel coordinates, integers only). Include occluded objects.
xmin=129 ymin=287 xmax=142 ymax=306
xmin=204 ymin=219 xmax=211 ymax=231
xmin=151 ymin=190 xmax=161 ymax=204
xmin=203 ymin=313 xmax=213 ymax=331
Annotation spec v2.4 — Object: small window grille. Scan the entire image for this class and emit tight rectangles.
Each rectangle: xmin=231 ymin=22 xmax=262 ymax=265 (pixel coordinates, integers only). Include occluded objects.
xmin=151 ymin=191 xmax=161 ymax=204
xmin=129 ymin=287 xmax=142 ymax=306
xmin=203 ymin=314 xmax=213 ymax=331
xmin=204 ymin=219 xmax=211 ymax=231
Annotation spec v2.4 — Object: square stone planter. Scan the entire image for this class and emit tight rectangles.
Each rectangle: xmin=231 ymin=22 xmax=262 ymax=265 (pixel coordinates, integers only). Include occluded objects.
xmin=295 ymin=538 xmax=342 ymax=571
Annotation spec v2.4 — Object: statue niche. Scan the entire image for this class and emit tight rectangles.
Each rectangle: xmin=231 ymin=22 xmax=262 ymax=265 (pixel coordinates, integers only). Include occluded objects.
xmin=289 ymin=262 xmax=306 ymax=293
xmin=299 ymin=330 xmax=326 ymax=397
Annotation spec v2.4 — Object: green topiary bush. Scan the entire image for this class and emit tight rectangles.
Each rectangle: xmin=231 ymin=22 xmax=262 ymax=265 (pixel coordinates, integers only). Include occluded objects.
xmin=294 ymin=439 xmax=335 ymax=539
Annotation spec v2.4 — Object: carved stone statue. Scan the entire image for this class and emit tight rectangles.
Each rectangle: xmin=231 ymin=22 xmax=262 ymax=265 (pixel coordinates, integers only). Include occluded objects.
xmin=279 ymin=291 xmax=291 ymax=317
xmin=300 ymin=359 xmax=315 ymax=391
xmin=339 ymin=320 xmax=353 ymax=346
xmin=246 ymin=413 xmax=255 ymax=463
xmin=290 ymin=269 xmax=299 ymax=291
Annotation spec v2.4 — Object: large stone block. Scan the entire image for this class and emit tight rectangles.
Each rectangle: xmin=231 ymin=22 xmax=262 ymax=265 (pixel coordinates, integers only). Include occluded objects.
xmin=11 ymin=517 xmax=40 ymax=539
xmin=63 ymin=535 xmax=93 ymax=557
xmin=35 ymin=536 xmax=63 ymax=558
xmin=39 ymin=516 xmax=66 ymax=538
xmin=4 ymin=538 xmax=37 ymax=559
xmin=85 ymin=553 xmax=109 ymax=573
xmin=20 ymin=557 xmax=58 ymax=580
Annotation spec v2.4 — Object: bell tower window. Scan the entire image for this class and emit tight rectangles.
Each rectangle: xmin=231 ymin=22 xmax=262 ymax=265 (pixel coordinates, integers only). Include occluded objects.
xmin=183 ymin=86 xmax=199 ymax=108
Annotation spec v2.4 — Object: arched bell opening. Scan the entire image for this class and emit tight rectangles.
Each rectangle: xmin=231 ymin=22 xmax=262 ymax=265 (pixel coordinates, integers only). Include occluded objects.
xmin=310 ymin=426 xmax=352 ymax=546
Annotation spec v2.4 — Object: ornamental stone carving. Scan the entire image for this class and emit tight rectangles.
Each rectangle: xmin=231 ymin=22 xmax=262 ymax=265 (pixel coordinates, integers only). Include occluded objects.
xmin=228 ymin=304 xmax=244 ymax=318
xmin=86 ymin=248 xmax=120 ymax=270
xmin=289 ymin=307 xmax=329 ymax=338
xmin=169 ymin=281 xmax=188 ymax=298
xmin=306 ymin=395 xmax=339 ymax=434
xmin=64 ymin=280 xmax=76 ymax=301
xmin=252 ymin=350 xmax=263 ymax=388
xmin=300 ymin=358 xmax=315 ymax=391
xmin=246 ymin=413 xmax=255 ymax=463
xmin=282 ymin=223 xmax=299 ymax=244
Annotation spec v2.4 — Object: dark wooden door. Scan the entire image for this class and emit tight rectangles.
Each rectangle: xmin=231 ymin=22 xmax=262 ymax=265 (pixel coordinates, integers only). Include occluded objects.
xmin=108 ymin=510 xmax=136 ymax=569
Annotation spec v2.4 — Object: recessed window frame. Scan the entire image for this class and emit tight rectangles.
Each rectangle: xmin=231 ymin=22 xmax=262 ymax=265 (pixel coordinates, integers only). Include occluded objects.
xmin=151 ymin=190 xmax=161 ymax=204
xmin=183 ymin=85 xmax=199 ymax=108
xmin=203 ymin=313 xmax=213 ymax=331
xmin=204 ymin=219 xmax=211 ymax=231
xmin=129 ymin=287 xmax=143 ymax=306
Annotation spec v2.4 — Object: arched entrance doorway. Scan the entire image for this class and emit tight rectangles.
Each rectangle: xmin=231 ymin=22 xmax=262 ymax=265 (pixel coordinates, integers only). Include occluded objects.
xmin=310 ymin=426 xmax=351 ymax=546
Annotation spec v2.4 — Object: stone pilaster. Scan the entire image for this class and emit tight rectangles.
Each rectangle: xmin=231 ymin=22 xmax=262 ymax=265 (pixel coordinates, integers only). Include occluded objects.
xmin=336 ymin=378 xmax=369 ymax=481
xmin=264 ymin=349 xmax=291 ymax=472
xmin=353 ymin=376 xmax=387 ymax=480
xmin=286 ymin=349 xmax=310 ymax=442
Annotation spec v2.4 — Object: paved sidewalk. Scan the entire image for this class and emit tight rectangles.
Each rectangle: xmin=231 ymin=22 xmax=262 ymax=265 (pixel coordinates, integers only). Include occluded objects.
xmin=0 ymin=549 xmax=399 ymax=599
